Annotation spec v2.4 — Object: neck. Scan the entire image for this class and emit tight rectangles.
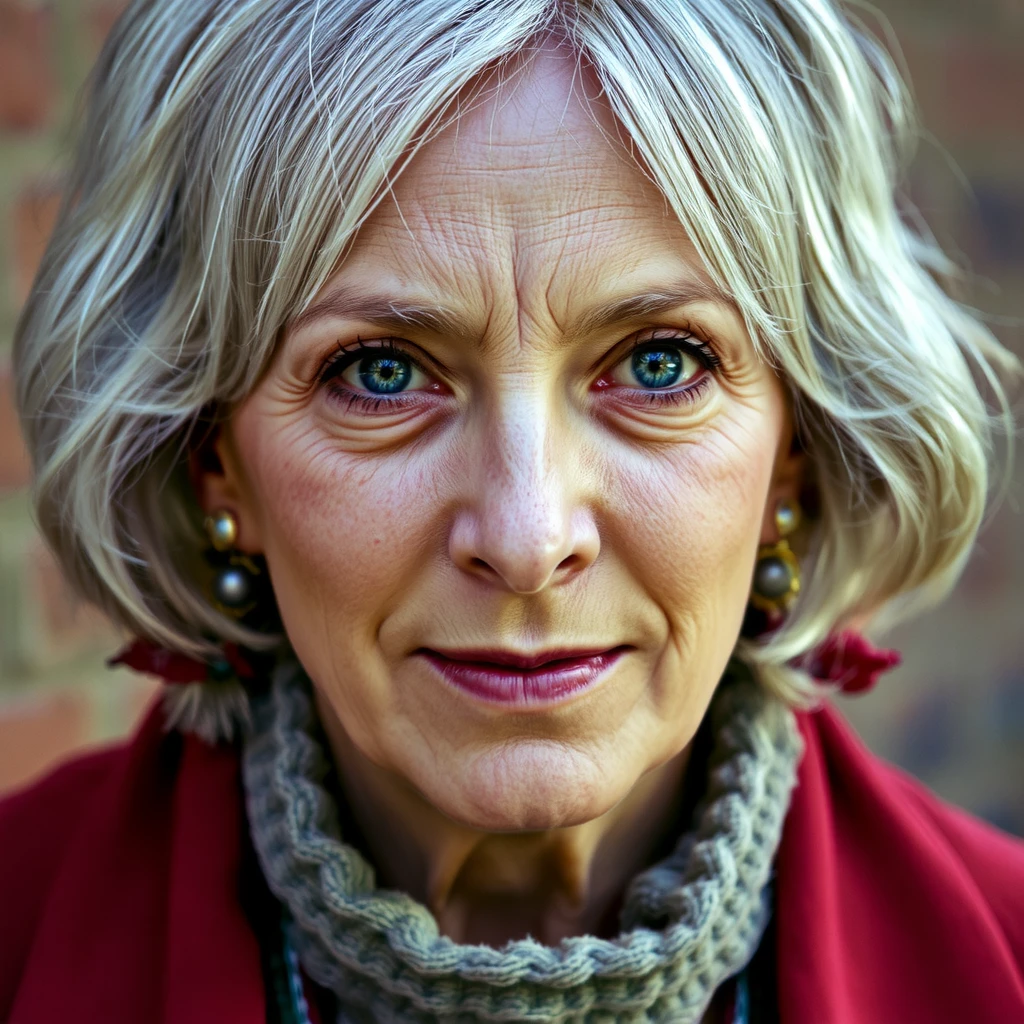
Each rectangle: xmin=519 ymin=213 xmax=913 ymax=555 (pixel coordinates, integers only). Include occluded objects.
xmin=314 ymin=693 xmax=696 ymax=946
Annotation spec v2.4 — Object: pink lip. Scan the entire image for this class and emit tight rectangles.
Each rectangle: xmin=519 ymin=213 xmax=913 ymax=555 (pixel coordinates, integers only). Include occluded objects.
xmin=419 ymin=646 xmax=630 ymax=705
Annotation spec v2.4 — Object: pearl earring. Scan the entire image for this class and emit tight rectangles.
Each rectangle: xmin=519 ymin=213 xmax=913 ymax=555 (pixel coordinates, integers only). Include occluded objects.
xmin=204 ymin=509 xmax=262 ymax=617
xmin=750 ymin=499 xmax=801 ymax=614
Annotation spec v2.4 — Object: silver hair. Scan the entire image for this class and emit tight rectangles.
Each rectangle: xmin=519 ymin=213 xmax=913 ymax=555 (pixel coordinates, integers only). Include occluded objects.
xmin=14 ymin=0 xmax=1019 ymax=705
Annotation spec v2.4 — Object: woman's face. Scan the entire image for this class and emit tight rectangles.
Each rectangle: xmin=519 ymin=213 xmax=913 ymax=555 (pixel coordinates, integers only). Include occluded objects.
xmin=207 ymin=48 xmax=803 ymax=831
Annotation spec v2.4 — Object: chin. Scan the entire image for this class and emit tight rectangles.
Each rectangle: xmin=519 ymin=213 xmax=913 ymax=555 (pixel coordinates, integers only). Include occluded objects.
xmin=420 ymin=739 xmax=634 ymax=832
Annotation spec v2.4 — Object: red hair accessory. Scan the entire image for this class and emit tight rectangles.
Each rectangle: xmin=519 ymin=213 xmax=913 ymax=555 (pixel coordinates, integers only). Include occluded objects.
xmin=802 ymin=630 xmax=902 ymax=694
xmin=109 ymin=638 xmax=258 ymax=744
xmin=108 ymin=638 xmax=255 ymax=684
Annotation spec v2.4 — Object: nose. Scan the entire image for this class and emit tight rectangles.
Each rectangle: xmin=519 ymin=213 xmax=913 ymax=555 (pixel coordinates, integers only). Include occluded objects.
xmin=448 ymin=396 xmax=600 ymax=594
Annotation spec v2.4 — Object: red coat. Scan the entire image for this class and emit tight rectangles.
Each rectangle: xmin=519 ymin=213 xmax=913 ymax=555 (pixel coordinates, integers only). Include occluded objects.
xmin=1 ymin=695 xmax=1023 ymax=1023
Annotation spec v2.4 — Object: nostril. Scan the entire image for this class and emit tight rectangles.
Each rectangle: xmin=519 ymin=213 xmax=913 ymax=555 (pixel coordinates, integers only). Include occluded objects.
xmin=448 ymin=506 xmax=600 ymax=593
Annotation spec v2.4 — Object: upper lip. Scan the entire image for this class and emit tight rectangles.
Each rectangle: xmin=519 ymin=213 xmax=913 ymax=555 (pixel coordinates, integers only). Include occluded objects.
xmin=420 ymin=646 xmax=627 ymax=670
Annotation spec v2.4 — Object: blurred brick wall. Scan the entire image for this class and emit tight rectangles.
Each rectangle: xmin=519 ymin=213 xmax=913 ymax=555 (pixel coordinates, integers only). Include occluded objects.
xmin=0 ymin=0 xmax=159 ymax=796
xmin=0 ymin=0 xmax=1022 ymax=830
xmin=830 ymin=0 xmax=1024 ymax=836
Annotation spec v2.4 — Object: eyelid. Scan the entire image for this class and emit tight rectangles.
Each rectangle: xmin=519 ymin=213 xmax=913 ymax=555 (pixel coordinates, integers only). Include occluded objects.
xmin=618 ymin=328 xmax=723 ymax=373
xmin=316 ymin=326 xmax=725 ymax=402
xmin=317 ymin=336 xmax=432 ymax=385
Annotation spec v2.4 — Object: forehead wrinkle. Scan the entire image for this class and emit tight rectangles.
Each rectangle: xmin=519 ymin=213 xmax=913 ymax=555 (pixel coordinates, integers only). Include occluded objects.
xmin=307 ymin=44 xmax=727 ymax=357
xmin=363 ymin=201 xmax=508 ymax=301
xmin=342 ymin=204 xmax=731 ymax=356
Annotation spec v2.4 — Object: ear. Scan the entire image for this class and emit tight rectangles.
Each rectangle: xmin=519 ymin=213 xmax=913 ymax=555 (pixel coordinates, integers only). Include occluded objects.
xmin=188 ymin=421 xmax=265 ymax=554
xmin=759 ymin=415 xmax=807 ymax=546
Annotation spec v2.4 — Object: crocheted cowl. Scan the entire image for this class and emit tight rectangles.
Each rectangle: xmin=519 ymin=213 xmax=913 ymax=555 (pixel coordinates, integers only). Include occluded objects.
xmin=241 ymin=658 xmax=803 ymax=1023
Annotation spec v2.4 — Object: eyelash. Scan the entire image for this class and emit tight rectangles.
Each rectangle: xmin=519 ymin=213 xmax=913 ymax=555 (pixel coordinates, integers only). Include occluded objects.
xmin=317 ymin=333 xmax=723 ymax=413
xmin=616 ymin=333 xmax=721 ymax=408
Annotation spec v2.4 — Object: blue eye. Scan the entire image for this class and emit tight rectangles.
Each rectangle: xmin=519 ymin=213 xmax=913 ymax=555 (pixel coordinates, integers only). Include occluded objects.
xmin=318 ymin=331 xmax=720 ymax=417
xmin=318 ymin=341 xmax=431 ymax=404
xmin=620 ymin=341 xmax=704 ymax=390
xmin=630 ymin=345 xmax=685 ymax=388
xmin=600 ymin=333 xmax=721 ymax=407
xmin=358 ymin=353 xmax=412 ymax=394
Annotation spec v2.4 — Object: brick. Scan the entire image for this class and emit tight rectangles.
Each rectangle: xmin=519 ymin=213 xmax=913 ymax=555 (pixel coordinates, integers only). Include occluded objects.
xmin=937 ymin=37 xmax=1024 ymax=141
xmin=0 ymin=1 xmax=56 ymax=132
xmin=28 ymin=536 xmax=117 ymax=663
xmin=886 ymin=37 xmax=942 ymax=117
xmin=957 ymin=493 xmax=1019 ymax=598
xmin=0 ymin=361 xmax=31 ymax=493
xmin=88 ymin=0 xmax=129 ymax=58
xmin=12 ymin=183 xmax=61 ymax=304
xmin=958 ymin=179 xmax=1024 ymax=270
xmin=995 ymin=0 xmax=1024 ymax=30
xmin=0 ymin=689 xmax=90 ymax=796
xmin=895 ymin=688 xmax=959 ymax=776
xmin=883 ymin=0 xmax=1024 ymax=35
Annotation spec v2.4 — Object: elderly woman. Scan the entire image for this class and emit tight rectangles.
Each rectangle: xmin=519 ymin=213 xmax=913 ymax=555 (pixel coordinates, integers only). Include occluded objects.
xmin=2 ymin=0 xmax=1023 ymax=1021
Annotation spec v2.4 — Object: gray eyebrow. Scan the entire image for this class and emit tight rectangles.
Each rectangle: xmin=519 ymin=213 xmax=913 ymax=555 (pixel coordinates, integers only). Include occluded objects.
xmin=289 ymin=280 xmax=734 ymax=343
xmin=567 ymin=282 xmax=735 ymax=340
xmin=289 ymin=292 xmax=470 ymax=338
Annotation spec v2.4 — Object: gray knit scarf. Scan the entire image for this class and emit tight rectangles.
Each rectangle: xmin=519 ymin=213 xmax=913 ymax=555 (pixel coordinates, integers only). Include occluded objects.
xmin=241 ymin=658 xmax=803 ymax=1023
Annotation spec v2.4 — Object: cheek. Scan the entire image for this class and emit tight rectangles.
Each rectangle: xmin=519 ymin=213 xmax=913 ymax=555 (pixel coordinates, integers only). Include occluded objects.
xmin=231 ymin=405 xmax=439 ymax=646
xmin=608 ymin=418 xmax=777 ymax=623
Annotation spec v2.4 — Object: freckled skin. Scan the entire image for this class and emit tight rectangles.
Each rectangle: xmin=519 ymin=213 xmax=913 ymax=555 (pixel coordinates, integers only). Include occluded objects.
xmin=204 ymin=41 xmax=803 ymax=945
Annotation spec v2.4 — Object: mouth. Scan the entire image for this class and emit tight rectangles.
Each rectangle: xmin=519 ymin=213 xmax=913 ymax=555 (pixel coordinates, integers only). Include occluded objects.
xmin=417 ymin=645 xmax=632 ymax=706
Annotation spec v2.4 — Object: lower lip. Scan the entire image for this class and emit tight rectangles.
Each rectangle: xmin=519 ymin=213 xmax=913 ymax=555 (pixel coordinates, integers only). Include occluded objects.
xmin=422 ymin=649 xmax=628 ymax=706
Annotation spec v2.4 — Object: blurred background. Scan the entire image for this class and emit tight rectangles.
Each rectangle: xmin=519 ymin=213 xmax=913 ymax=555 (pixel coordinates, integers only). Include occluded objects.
xmin=0 ymin=0 xmax=1021 ymax=831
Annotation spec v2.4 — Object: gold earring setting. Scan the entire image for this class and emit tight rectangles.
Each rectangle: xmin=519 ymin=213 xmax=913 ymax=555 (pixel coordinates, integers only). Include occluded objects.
xmin=204 ymin=509 xmax=263 ymax=617
xmin=750 ymin=499 xmax=801 ymax=614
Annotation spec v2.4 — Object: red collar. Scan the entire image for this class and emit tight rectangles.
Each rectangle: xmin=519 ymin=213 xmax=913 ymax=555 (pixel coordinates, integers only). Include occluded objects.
xmin=4 ymin=660 xmax=1023 ymax=1022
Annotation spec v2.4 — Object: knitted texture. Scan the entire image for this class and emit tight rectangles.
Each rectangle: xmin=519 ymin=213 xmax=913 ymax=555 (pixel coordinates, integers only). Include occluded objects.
xmin=241 ymin=658 xmax=803 ymax=1023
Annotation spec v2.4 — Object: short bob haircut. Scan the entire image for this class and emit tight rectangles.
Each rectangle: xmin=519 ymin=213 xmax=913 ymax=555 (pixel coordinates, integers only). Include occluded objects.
xmin=14 ymin=0 xmax=1019 ymax=704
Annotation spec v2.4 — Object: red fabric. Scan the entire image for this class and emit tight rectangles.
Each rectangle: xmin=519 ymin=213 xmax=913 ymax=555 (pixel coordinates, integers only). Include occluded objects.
xmin=1 ymin=694 xmax=1022 ymax=1023
xmin=108 ymin=639 xmax=256 ymax=684
xmin=108 ymin=639 xmax=211 ymax=684
xmin=775 ymin=704 xmax=1024 ymax=1021
xmin=802 ymin=630 xmax=902 ymax=694
xmin=0 ymin=698 xmax=264 ymax=1024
